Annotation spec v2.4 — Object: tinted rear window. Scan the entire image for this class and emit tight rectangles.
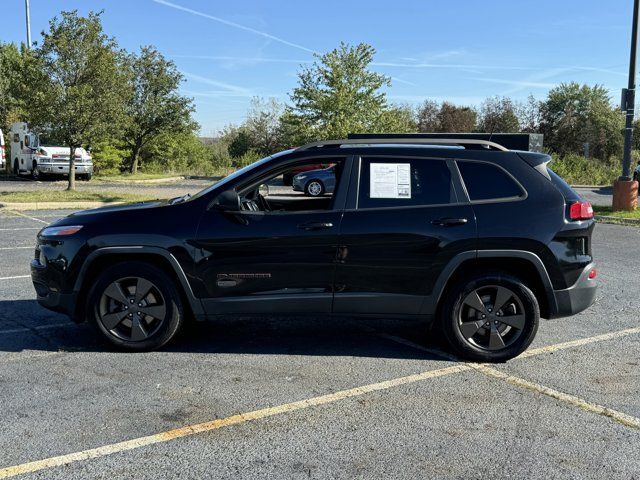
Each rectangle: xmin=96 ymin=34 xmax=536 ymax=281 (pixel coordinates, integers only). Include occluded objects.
xmin=458 ymin=161 xmax=524 ymax=201
xmin=547 ymin=168 xmax=580 ymax=201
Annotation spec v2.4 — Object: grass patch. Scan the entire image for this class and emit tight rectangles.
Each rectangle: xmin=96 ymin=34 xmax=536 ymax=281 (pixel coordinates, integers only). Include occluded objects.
xmin=593 ymin=205 xmax=640 ymax=219
xmin=0 ymin=190 xmax=157 ymax=204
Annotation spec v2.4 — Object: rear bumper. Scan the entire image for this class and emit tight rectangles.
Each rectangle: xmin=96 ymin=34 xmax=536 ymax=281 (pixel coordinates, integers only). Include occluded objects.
xmin=549 ymin=263 xmax=597 ymax=318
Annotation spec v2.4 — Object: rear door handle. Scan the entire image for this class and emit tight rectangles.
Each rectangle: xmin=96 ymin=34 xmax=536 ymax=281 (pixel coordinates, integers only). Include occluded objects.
xmin=297 ymin=222 xmax=334 ymax=231
xmin=431 ymin=217 xmax=468 ymax=227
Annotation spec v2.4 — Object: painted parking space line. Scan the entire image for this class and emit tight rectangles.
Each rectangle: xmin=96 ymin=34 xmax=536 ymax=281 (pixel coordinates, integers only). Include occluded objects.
xmin=473 ymin=364 xmax=640 ymax=430
xmin=3 ymin=210 xmax=48 ymax=225
xmin=1 ymin=326 xmax=640 ymax=479
xmin=0 ymin=246 xmax=34 ymax=250
xmin=0 ymin=228 xmax=40 ymax=232
xmin=0 ymin=275 xmax=30 ymax=281
xmin=375 ymin=329 xmax=640 ymax=431
xmin=0 ymin=322 xmax=75 ymax=336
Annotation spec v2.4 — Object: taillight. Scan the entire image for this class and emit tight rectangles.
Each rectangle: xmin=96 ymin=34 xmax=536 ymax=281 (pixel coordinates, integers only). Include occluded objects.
xmin=569 ymin=201 xmax=593 ymax=221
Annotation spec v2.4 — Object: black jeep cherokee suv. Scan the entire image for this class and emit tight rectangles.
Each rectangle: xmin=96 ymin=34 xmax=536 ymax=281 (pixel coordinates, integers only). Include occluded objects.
xmin=31 ymin=136 xmax=597 ymax=361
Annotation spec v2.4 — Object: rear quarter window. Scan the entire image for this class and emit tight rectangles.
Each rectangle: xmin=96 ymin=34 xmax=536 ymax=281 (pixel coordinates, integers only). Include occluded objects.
xmin=457 ymin=161 xmax=525 ymax=201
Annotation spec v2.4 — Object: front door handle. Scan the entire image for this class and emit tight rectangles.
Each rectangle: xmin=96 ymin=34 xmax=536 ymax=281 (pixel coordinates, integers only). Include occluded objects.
xmin=431 ymin=217 xmax=468 ymax=227
xmin=297 ymin=221 xmax=334 ymax=231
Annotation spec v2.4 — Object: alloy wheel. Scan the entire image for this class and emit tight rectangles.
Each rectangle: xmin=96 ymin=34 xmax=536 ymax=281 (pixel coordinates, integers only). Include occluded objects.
xmin=307 ymin=181 xmax=322 ymax=196
xmin=98 ymin=276 xmax=167 ymax=342
xmin=457 ymin=285 xmax=526 ymax=351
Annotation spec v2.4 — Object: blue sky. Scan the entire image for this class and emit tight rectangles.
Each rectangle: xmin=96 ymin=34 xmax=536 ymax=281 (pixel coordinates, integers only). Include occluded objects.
xmin=1 ymin=0 xmax=634 ymax=134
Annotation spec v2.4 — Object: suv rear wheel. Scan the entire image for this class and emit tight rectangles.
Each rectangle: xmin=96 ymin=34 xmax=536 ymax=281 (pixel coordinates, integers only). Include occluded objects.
xmin=88 ymin=261 xmax=184 ymax=351
xmin=440 ymin=273 xmax=539 ymax=362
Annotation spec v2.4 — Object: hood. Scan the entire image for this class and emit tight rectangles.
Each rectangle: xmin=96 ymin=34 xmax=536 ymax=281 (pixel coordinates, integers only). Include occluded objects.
xmin=41 ymin=146 xmax=91 ymax=159
xmin=67 ymin=200 xmax=169 ymax=219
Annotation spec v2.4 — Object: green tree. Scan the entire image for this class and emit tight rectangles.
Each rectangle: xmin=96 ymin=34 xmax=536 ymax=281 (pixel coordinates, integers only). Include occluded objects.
xmin=27 ymin=10 xmax=127 ymax=190
xmin=245 ymin=97 xmax=284 ymax=155
xmin=123 ymin=46 xmax=196 ymax=173
xmin=540 ymin=83 xmax=623 ymax=160
xmin=517 ymin=94 xmax=542 ymax=133
xmin=438 ymin=102 xmax=477 ymax=132
xmin=283 ymin=42 xmax=395 ymax=143
xmin=478 ymin=96 xmax=520 ymax=133
xmin=416 ymin=99 xmax=440 ymax=132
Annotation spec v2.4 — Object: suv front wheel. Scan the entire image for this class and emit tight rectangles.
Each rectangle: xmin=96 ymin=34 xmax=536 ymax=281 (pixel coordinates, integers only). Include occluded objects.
xmin=440 ymin=273 xmax=539 ymax=362
xmin=88 ymin=261 xmax=185 ymax=351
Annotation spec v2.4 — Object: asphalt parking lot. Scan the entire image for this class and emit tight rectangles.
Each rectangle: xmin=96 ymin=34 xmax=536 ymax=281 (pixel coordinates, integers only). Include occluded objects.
xmin=0 ymin=208 xmax=639 ymax=479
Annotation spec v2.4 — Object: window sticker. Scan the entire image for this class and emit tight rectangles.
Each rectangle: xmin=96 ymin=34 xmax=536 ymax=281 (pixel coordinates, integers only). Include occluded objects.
xmin=369 ymin=163 xmax=411 ymax=198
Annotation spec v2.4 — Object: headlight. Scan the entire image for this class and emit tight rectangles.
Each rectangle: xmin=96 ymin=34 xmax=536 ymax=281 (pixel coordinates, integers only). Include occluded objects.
xmin=295 ymin=175 xmax=307 ymax=181
xmin=37 ymin=157 xmax=52 ymax=163
xmin=41 ymin=225 xmax=83 ymax=236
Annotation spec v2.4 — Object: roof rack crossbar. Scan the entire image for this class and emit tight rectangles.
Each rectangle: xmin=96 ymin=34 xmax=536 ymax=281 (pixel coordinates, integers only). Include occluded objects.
xmin=295 ymin=137 xmax=509 ymax=152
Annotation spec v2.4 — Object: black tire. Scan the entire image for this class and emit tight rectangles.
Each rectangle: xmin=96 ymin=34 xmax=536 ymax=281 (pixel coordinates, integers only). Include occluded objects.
xmin=85 ymin=172 xmax=93 ymax=181
xmin=87 ymin=261 xmax=185 ymax=351
xmin=13 ymin=159 xmax=19 ymax=176
xmin=305 ymin=179 xmax=325 ymax=197
xmin=282 ymin=172 xmax=293 ymax=186
xmin=439 ymin=273 xmax=539 ymax=362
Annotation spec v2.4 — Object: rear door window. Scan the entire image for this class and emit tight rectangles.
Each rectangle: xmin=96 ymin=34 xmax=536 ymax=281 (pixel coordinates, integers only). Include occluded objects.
xmin=457 ymin=161 xmax=525 ymax=201
xmin=358 ymin=157 xmax=456 ymax=209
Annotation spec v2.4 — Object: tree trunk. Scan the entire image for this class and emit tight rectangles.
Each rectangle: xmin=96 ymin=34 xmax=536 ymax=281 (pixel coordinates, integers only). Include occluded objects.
xmin=131 ymin=149 xmax=139 ymax=174
xmin=67 ymin=145 xmax=76 ymax=191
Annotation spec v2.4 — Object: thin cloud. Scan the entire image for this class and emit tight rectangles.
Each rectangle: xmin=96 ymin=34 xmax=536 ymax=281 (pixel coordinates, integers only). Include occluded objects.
xmin=170 ymin=54 xmax=311 ymax=65
xmin=153 ymin=0 xmax=317 ymax=54
xmin=472 ymin=78 xmax=557 ymax=89
xmin=181 ymin=71 xmax=253 ymax=96
xmin=391 ymin=76 xmax=417 ymax=87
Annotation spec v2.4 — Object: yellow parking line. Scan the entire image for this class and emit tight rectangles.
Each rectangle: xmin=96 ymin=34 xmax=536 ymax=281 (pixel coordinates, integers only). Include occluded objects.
xmin=473 ymin=364 xmax=640 ymax=430
xmin=377 ymin=328 xmax=640 ymax=431
xmin=0 ymin=363 xmax=471 ymax=479
xmin=1 ymin=326 xmax=639 ymax=478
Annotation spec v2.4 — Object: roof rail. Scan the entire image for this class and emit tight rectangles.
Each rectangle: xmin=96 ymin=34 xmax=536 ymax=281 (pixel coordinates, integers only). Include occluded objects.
xmin=295 ymin=136 xmax=509 ymax=152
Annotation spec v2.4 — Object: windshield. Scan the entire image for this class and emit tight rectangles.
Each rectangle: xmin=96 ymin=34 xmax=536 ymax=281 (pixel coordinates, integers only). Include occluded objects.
xmin=188 ymin=149 xmax=295 ymax=201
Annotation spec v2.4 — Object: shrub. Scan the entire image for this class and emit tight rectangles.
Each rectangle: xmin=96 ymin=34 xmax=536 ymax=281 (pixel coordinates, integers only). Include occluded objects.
xmin=549 ymin=154 xmax=620 ymax=185
xmin=90 ymin=141 xmax=126 ymax=174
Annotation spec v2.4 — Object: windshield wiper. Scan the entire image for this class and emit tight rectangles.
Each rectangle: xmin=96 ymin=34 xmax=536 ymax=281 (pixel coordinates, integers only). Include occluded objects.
xmin=170 ymin=193 xmax=191 ymax=205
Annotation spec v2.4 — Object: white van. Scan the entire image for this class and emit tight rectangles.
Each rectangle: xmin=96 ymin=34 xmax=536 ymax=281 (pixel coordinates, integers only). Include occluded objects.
xmin=9 ymin=122 xmax=93 ymax=180
xmin=0 ymin=128 xmax=5 ymax=171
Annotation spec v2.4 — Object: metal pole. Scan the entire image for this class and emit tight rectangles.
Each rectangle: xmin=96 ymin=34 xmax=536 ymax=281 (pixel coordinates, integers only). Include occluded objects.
xmin=25 ymin=0 xmax=32 ymax=48
xmin=621 ymin=0 xmax=640 ymax=180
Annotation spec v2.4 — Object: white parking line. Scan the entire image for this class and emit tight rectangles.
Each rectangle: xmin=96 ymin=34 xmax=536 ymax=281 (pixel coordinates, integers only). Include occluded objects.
xmin=0 ymin=228 xmax=40 ymax=231
xmin=3 ymin=210 xmax=48 ymax=225
xmin=0 ymin=246 xmax=33 ymax=250
xmin=1 ymin=326 xmax=639 ymax=478
xmin=0 ymin=275 xmax=30 ymax=281
xmin=0 ymin=322 xmax=75 ymax=335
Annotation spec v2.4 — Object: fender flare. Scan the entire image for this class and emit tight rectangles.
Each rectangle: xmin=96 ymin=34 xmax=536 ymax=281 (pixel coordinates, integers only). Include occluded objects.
xmin=420 ymin=249 xmax=558 ymax=316
xmin=74 ymin=246 xmax=205 ymax=317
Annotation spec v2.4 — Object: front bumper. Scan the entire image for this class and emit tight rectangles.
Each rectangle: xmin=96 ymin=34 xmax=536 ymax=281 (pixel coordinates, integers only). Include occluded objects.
xmin=31 ymin=259 xmax=77 ymax=319
xmin=37 ymin=162 xmax=93 ymax=175
xmin=550 ymin=263 xmax=597 ymax=318
xmin=292 ymin=177 xmax=305 ymax=192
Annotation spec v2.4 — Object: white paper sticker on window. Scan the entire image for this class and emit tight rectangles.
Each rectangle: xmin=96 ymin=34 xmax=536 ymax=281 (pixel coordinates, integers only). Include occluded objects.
xmin=370 ymin=163 xmax=411 ymax=198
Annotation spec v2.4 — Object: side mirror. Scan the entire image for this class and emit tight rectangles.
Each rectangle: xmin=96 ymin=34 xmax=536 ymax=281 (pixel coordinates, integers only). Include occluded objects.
xmin=212 ymin=189 xmax=241 ymax=212
xmin=258 ymin=183 xmax=270 ymax=197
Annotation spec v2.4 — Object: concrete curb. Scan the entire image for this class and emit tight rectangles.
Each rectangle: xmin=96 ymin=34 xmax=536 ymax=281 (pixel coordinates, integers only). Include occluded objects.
xmin=93 ymin=176 xmax=186 ymax=184
xmin=594 ymin=215 xmax=640 ymax=226
xmin=0 ymin=201 xmax=125 ymax=211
